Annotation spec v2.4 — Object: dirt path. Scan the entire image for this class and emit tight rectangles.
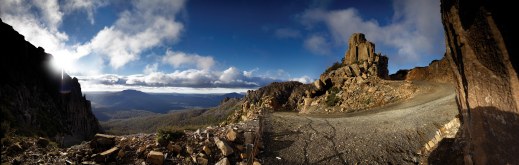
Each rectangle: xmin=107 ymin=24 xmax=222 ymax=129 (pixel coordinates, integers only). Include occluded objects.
xmin=262 ymin=81 xmax=458 ymax=164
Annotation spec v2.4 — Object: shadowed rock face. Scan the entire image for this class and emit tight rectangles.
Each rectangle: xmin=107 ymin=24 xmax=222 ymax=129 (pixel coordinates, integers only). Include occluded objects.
xmin=441 ymin=0 xmax=519 ymax=164
xmin=0 ymin=19 xmax=101 ymax=146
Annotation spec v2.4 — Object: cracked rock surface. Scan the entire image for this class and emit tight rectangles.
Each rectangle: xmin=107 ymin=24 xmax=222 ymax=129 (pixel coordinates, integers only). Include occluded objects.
xmin=262 ymin=82 xmax=458 ymax=164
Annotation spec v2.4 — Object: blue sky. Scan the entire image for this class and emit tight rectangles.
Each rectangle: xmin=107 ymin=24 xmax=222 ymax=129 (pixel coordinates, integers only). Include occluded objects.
xmin=0 ymin=0 xmax=444 ymax=93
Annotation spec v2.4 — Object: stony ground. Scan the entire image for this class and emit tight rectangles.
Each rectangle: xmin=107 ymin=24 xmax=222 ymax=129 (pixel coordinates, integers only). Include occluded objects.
xmin=261 ymin=81 xmax=458 ymax=164
xmin=1 ymin=121 xmax=261 ymax=165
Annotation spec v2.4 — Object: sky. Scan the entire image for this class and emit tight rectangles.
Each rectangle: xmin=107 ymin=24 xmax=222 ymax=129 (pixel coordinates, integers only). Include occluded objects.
xmin=0 ymin=0 xmax=445 ymax=93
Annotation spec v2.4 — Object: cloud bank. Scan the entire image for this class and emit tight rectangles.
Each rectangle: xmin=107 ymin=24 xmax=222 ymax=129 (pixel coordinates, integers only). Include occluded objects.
xmin=77 ymin=67 xmax=282 ymax=89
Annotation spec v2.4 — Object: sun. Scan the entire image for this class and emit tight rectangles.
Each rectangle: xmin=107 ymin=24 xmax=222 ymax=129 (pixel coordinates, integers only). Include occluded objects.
xmin=49 ymin=51 xmax=76 ymax=77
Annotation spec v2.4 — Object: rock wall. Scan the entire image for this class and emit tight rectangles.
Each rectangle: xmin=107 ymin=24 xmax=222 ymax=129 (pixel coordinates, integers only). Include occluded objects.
xmin=0 ymin=19 xmax=101 ymax=146
xmin=390 ymin=55 xmax=455 ymax=84
xmin=441 ymin=0 xmax=519 ymax=164
xmin=406 ymin=55 xmax=454 ymax=83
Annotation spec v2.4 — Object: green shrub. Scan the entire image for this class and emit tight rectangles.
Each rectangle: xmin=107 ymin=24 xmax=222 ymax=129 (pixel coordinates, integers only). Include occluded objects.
xmin=326 ymin=87 xmax=341 ymax=107
xmin=156 ymin=127 xmax=186 ymax=144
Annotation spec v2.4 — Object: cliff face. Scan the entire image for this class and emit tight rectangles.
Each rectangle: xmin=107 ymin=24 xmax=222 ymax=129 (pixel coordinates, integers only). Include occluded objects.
xmin=0 ymin=19 xmax=101 ymax=146
xmin=441 ymin=0 xmax=519 ymax=164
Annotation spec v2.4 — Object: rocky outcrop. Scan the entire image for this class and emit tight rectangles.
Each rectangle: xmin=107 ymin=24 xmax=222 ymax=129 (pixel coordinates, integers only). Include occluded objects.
xmin=301 ymin=33 xmax=415 ymax=114
xmin=0 ymin=19 xmax=101 ymax=146
xmin=390 ymin=55 xmax=455 ymax=83
xmin=343 ymin=33 xmax=389 ymax=79
xmin=441 ymin=0 xmax=519 ymax=164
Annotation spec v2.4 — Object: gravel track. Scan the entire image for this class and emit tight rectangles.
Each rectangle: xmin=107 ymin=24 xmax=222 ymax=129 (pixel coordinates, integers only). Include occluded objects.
xmin=262 ymin=81 xmax=458 ymax=164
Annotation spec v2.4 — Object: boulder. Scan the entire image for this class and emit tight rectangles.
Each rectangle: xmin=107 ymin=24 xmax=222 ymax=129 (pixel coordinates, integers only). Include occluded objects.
xmin=350 ymin=64 xmax=361 ymax=76
xmin=344 ymin=66 xmax=353 ymax=77
xmin=314 ymin=79 xmax=324 ymax=90
xmin=92 ymin=134 xmax=116 ymax=150
xmin=214 ymin=137 xmax=234 ymax=156
xmin=147 ymin=151 xmax=164 ymax=165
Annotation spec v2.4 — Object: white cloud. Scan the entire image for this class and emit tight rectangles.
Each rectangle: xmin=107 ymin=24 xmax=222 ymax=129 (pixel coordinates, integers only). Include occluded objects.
xmin=304 ymin=34 xmax=331 ymax=55
xmin=63 ymin=0 xmax=106 ymax=24
xmin=274 ymin=28 xmax=301 ymax=39
xmin=218 ymin=67 xmax=242 ymax=83
xmin=78 ymin=0 xmax=185 ymax=69
xmin=289 ymin=76 xmax=313 ymax=84
xmin=77 ymin=66 xmax=284 ymax=90
xmin=162 ymin=50 xmax=215 ymax=70
xmin=300 ymin=0 xmax=444 ymax=64
xmin=1 ymin=0 xmax=187 ymax=73
xmin=243 ymin=68 xmax=259 ymax=77
xmin=32 ymin=0 xmax=63 ymax=31
xmin=143 ymin=63 xmax=159 ymax=74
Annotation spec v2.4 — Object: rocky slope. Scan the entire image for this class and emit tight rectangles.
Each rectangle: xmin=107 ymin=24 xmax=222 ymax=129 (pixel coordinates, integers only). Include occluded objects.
xmin=441 ymin=0 xmax=519 ymax=164
xmin=0 ymin=19 xmax=101 ymax=146
xmin=225 ymin=33 xmax=417 ymax=123
xmin=226 ymin=81 xmax=312 ymax=123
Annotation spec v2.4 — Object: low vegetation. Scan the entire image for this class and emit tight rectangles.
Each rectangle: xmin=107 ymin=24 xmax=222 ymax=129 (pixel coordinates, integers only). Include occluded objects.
xmin=101 ymin=98 xmax=242 ymax=135
xmin=156 ymin=127 xmax=185 ymax=145
xmin=325 ymin=87 xmax=341 ymax=107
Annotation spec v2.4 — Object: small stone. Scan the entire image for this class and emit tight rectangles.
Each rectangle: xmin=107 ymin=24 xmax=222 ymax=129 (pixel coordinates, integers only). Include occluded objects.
xmin=118 ymin=149 xmax=125 ymax=159
xmin=226 ymin=129 xmax=237 ymax=142
xmin=186 ymin=146 xmax=194 ymax=155
xmin=36 ymin=137 xmax=49 ymax=148
xmin=235 ymin=145 xmax=245 ymax=151
xmin=136 ymin=146 xmax=146 ymax=157
xmin=167 ymin=143 xmax=181 ymax=153
xmin=240 ymin=153 xmax=248 ymax=159
xmin=147 ymin=151 xmax=164 ymax=165
xmin=215 ymin=158 xmax=230 ymax=165
xmin=202 ymin=145 xmax=212 ymax=155
xmin=196 ymin=157 xmax=208 ymax=165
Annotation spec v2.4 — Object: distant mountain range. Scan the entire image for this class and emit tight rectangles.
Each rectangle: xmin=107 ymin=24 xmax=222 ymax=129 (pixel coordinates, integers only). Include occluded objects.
xmin=85 ymin=89 xmax=243 ymax=121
